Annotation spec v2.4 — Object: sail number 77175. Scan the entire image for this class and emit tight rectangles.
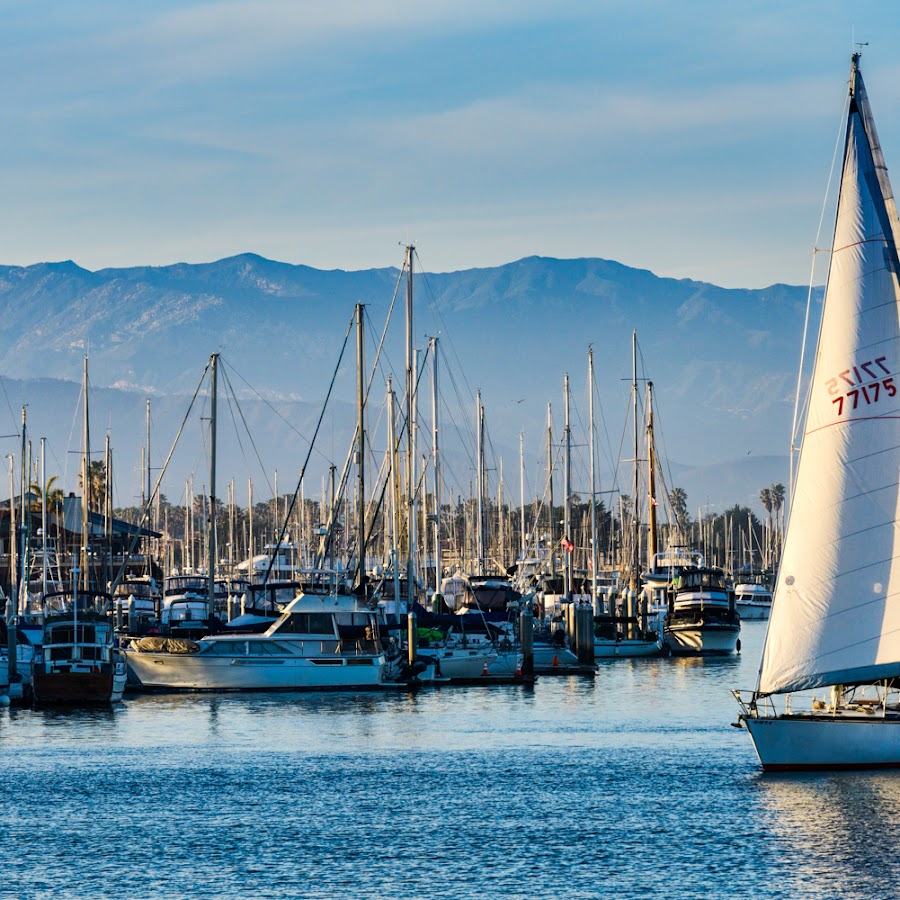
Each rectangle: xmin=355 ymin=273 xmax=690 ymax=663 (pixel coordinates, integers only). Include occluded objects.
xmin=826 ymin=357 xmax=896 ymax=416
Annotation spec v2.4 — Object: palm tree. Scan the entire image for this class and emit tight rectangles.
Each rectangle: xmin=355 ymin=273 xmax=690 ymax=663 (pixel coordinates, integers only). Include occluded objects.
xmin=669 ymin=487 xmax=689 ymax=541
xmin=78 ymin=460 xmax=107 ymax=512
xmin=770 ymin=483 xmax=786 ymax=560
xmin=30 ymin=475 xmax=64 ymax=513
xmin=760 ymin=487 xmax=773 ymax=567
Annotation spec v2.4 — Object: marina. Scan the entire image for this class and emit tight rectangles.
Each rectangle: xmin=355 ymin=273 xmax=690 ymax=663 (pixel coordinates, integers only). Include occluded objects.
xmin=3 ymin=622 xmax=900 ymax=899
xmin=3 ymin=5 xmax=900 ymax=896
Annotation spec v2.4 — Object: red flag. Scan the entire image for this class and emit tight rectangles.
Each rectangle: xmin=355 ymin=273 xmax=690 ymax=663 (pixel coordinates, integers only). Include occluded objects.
xmin=562 ymin=537 xmax=575 ymax=553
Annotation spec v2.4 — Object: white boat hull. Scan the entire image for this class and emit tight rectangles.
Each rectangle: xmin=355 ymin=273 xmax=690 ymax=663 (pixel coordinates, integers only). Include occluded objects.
xmin=533 ymin=645 xmax=578 ymax=667
xmin=735 ymin=602 xmax=770 ymax=621
xmin=744 ymin=713 xmax=900 ymax=771
xmin=594 ymin=637 xmax=662 ymax=658
xmin=125 ymin=651 xmax=385 ymax=691
xmin=664 ymin=622 xmax=740 ymax=655
xmin=432 ymin=647 xmax=498 ymax=679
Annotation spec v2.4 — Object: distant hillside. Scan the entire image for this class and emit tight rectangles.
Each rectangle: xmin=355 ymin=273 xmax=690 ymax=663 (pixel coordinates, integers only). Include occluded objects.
xmin=0 ymin=253 xmax=806 ymax=511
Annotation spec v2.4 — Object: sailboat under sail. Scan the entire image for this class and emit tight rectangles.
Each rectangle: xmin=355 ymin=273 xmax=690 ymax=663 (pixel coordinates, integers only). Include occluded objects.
xmin=735 ymin=54 xmax=900 ymax=769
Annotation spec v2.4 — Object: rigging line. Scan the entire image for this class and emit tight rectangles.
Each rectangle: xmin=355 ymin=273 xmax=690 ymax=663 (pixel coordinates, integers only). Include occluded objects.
xmin=363 ymin=274 xmax=403 ymax=408
xmin=439 ymin=390 xmax=478 ymax=474
xmin=791 ymin=91 xmax=851 ymax=492
xmin=261 ymin=310 xmax=354 ymax=587
xmin=365 ymin=316 xmax=397 ymax=404
xmin=319 ymin=339 xmax=434 ymax=569
xmin=443 ymin=362 xmax=478 ymax=451
xmin=219 ymin=377 xmax=259 ymax=491
xmin=219 ymin=360 xmax=277 ymax=499
xmin=647 ymin=383 xmax=676 ymax=511
xmin=108 ymin=359 xmax=212 ymax=594
xmin=0 ymin=374 xmax=16 ymax=432
xmin=220 ymin=359 xmax=333 ymax=467
xmin=413 ymin=248 xmax=478 ymax=404
xmin=348 ymin=348 xmax=435 ymax=570
xmin=593 ymin=356 xmax=621 ymax=490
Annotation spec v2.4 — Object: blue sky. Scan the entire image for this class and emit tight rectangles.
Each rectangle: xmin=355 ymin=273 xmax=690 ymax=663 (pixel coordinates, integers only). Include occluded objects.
xmin=0 ymin=1 xmax=896 ymax=288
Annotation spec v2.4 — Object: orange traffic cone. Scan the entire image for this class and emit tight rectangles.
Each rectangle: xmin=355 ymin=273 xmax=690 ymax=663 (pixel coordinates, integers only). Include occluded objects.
xmin=515 ymin=660 xmax=523 ymax=677
xmin=551 ymin=654 xmax=559 ymax=667
xmin=482 ymin=661 xmax=489 ymax=676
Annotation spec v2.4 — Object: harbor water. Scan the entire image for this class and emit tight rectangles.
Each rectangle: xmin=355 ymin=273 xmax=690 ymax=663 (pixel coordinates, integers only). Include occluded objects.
xmin=2 ymin=622 xmax=898 ymax=899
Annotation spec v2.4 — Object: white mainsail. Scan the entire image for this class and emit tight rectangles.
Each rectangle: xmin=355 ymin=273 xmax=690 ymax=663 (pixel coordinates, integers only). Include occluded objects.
xmin=759 ymin=59 xmax=900 ymax=695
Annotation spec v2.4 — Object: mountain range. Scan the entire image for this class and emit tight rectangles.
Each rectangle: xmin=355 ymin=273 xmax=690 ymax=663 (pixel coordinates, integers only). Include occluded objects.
xmin=0 ymin=253 xmax=813 ymax=514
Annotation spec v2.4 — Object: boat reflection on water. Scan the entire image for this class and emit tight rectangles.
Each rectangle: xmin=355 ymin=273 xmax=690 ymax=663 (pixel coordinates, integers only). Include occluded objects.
xmin=757 ymin=772 xmax=900 ymax=897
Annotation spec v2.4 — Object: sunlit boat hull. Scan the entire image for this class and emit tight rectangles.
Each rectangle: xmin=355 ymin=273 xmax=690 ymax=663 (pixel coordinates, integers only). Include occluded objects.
xmin=664 ymin=621 xmax=740 ymax=655
xmin=744 ymin=713 xmax=900 ymax=771
xmin=125 ymin=652 xmax=385 ymax=690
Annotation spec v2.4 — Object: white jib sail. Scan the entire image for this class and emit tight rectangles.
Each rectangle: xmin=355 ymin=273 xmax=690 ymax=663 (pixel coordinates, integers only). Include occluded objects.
xmin=759 ymin=64 xmax=900 ymax=695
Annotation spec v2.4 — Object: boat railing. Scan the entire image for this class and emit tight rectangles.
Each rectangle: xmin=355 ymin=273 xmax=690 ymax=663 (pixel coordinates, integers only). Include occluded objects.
xmin=335 ymin=639 xmax=381 ymax=656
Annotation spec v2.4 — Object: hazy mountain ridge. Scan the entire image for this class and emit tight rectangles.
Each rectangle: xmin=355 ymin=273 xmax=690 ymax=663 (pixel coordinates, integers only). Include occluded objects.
xmin=0 ymin=253 xmax=808 ymax=509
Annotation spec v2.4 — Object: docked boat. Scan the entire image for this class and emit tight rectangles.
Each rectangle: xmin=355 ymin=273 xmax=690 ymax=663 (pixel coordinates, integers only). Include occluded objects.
xmin=735 ymin=54 xmax=900 ymax=769
xmin=112 ymin=575 xmax=161 ymax=635
xmin=592 ymin=363 xmax=663 ymax=660
xmin=160 ymin=574 xmax=234 ymax=635
xmin=594 ymin=618 xmax=662 ymax=658
xmin=664 ymin=565 xmax=740 ymax=655
xmin=732 ymin=572 xmax=772 ymax=621
xmin=32 ymin=590 xmax=127 ymax=705
xmin=124 ymin=591 xmax=385 ymax=691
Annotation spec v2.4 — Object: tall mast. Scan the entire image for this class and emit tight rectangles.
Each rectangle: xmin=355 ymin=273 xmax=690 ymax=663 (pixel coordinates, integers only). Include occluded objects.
xmin=563 ymin=373 xmax=572 ymax=600
xmin=6 ymin=453 xmax=16 ymax=682
xmin=82 ymin=357 xmax=91 ymax=593
xmin=430 ymin=336 xmax=442 ymax=599
xmin=248 ymin=476 xmax=253 ymax=564
xmin=405 ymin=244 xmax=416 ymax=610
xmin=631 ymin=331 xmax=639 ymax=590
xmin=519 ymin=431 xmax=526 ymax=560
xmin=18 ymin=407 xmax=27 ymax=616
xmin=7 ymin=455 xmax=14 ymax=603
xmin=547 ymin=402 xmax=555 ymax=576
xmin=387 ymin=376 xmax=400 ymax=624
xmin=476 ymin=389 xmax=485 ymax=575
xmin=588 ymin=348 xmax=598 ymax=603
xmin=40 ymin=436 xmax=48 ymax=595
xmin=273 ymin=468 xmax=278 ymax=550
xmin=229 ymin=479 xmax=235 ymax=570
xmin=355 ymin=303 xmax=366 ymax=590
xmin=646 ymin=381 xmax=658 ymax=567
xmin=207 ymin=353 xmax=218 ymax=623
xmin=497 ymin=456 xmax=506 ymax=565
xmin=104 ymin=434 xmax=111 ymax=590
xmin=146 ymin=398 xmax=152 ymax=528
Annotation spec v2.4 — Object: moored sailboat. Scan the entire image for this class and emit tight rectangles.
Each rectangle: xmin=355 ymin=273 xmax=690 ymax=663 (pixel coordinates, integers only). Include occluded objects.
xmin=32 ymin=358 xmax=127 ymax=705
xmin=735 ymin=54 xmax=900 ymax=769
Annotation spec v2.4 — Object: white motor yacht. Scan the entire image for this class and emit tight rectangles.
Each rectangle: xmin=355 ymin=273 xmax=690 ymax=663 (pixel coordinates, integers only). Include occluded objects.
xmin=124 ymin=591 xmax=385 ymax=690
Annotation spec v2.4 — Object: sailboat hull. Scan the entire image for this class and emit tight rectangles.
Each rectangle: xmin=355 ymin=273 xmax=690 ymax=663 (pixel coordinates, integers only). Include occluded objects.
xmin=594 ymin=637 xmax=662 ymax=658
xmin=744 ymin=714 xmax=900 ymax=771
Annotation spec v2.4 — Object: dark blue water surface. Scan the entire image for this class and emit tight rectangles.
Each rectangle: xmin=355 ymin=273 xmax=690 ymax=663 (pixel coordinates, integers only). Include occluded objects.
xmin=2 ymin=622 xmax=899 ymax=899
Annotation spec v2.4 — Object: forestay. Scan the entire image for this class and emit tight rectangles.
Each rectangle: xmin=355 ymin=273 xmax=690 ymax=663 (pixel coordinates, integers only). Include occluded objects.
xmin=759 ymin=60 xmax=900 ymax=695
